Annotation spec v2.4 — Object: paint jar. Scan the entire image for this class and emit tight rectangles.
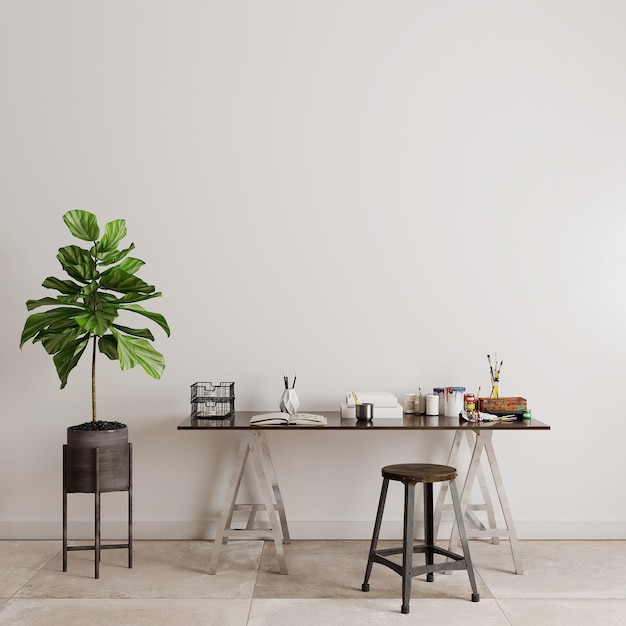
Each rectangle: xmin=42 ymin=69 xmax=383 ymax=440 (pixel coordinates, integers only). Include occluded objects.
xmin=444 ymin=387 xmax=466 ymax=417
xmin=425 ymin=393 xmax=439 ymax=416
xmin=433 ymin=388 xmax=445 ymax=415
xmin=464 ymin=393 xmax=476 ymax=413
xmin=403 ymin=393 xmax=416 ymax=414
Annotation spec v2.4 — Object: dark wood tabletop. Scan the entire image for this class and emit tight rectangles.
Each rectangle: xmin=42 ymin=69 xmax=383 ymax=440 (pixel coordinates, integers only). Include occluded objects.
xmin=177 ymin=411 xmax=550 ymax=431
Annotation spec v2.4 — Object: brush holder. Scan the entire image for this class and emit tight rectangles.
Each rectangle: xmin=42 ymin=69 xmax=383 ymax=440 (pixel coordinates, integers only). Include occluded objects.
xmin=491 ymin=378 xmax=500 ymax=398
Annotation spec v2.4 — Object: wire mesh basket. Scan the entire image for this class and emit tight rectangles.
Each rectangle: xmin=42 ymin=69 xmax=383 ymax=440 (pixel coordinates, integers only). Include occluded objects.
xmin=190 ymin=382 xmax=235 ymax=419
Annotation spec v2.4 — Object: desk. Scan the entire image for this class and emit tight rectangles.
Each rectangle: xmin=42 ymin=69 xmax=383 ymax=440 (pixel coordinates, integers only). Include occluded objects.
xmin=178 ymin=412 xmax=550 ymax=575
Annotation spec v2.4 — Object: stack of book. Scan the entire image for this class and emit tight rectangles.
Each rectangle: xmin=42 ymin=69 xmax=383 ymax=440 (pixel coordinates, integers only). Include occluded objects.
xmin=340 ymin=392 xmax=403 ymax=419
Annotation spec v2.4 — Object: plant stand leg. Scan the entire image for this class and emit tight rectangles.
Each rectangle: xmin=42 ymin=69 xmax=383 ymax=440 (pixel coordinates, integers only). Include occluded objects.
xmin=95 ymin=447 xmax=100 ymax=580
xmin=62 ymin=445 xmax=68 ymax=572
xmin=128 ymin=442 xmax=133 ymax=569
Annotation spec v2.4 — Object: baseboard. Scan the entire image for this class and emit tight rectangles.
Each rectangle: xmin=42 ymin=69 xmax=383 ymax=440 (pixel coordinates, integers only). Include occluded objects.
xmin=1 ymin=520 xmax=625 ymax=541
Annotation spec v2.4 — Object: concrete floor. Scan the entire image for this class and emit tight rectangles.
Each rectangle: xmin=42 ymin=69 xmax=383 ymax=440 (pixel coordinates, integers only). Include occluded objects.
xmin=1 ymin=539 xmax=625 ymax=625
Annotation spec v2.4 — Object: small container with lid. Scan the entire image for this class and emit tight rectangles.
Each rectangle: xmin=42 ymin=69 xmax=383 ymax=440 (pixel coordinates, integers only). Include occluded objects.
xmin=425 ymin=393 xmax=439 ymax=416
xmin=433 ymin=388 xmax=445 ymax=415
xmin=403 ymin=393 xmax=416 ymax=414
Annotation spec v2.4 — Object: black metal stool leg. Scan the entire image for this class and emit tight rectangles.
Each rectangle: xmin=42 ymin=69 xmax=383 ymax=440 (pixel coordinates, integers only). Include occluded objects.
xmin=424 ymin=482 xmax=435 ymax=583
xmin=450 ymin=478 xmax=480 ymax=602
xmin=362 ymin=477 xmax=389 ymax=592
xmin=401 ymin=482 xmax=415 ymax=614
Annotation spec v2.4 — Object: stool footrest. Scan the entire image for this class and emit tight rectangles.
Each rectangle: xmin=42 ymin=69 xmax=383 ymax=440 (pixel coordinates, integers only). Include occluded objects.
xmin=66 ymin=543 xmax=130 ymax=552
xmin=371 ymin=544 xmax=469 ymax=578
xmin=374 ymin=544 xmax=464 ymax=560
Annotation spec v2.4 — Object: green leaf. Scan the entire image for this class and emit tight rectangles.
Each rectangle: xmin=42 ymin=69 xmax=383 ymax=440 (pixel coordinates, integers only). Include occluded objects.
xmin=53 ymin=337 xmax=90 ymax=388
xmin=63 ymin=210 xmax=99 ymax=242
xmin=98 ymin=219 xmax=127 ymax=253
xmin=98 ymin=334 xmax=119 ymax=360
xmin=96 ymin=243 xmax=135 ymax=266
xmin=74 ymin=302 xmax=119 ymax=335
xmin=41 ymin=327 xmax=86 ymax=355
xmin=26 ymin=297 xmax=82 ymax=311
xmin=117 ymin=257 xmax=144 ymax=275
xmin=80 ymin=281 xmax=99 ymax=296
xmin=41 ymin=316 xmax=82 ymax=335
xmin=95 ymin=292 xmax=121 ymax=304
xmin=99 ymin=267 xmax=155 ymax=294
xmin=112 ymin=330 xmax=165 ymax=379
xmin=111 ymin=323 xmax=155 ymax=340
xmin=119 ymin=303 xmax=171 ymax=336
xmin=20 ymin=307 xmax=80 ymax=347
xmin=42 ymin=276 xmax=82 ymax=294
xmin=57 ymin=245 xmax=97 ymax=282
xmin=118 ymin=291 xmax=163 ymax=304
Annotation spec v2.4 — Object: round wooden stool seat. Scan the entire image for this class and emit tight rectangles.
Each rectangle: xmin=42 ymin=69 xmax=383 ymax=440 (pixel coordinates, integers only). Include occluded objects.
xmin=382 ymin=463 xmax=457 ymax=485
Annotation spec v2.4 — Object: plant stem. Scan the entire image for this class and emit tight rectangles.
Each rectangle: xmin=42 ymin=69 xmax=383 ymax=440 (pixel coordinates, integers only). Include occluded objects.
xmin=91 ymin=335 xmax=97 ymax=422
xmin=91 ymin=240 xmax=98 ymax=422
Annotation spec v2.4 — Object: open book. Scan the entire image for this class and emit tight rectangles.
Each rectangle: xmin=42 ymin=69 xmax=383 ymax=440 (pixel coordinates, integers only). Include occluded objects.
xmin=250 ymin=412 xmax=327 ymax=426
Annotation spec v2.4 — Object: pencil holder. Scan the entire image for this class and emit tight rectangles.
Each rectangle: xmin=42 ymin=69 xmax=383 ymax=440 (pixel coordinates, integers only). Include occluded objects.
xmin=279 ymin=389 xmax=300 ymax=415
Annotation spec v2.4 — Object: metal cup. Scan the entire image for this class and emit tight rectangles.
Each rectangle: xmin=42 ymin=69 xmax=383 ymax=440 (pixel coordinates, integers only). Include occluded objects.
xmin=355 ymin=403 xmax=374 ymax=421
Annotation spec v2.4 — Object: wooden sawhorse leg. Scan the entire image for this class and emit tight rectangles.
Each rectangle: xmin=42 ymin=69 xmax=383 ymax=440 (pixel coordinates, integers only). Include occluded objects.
xmin=434 ymin=430 xmax=524 ymax=575
xmin=209 ymin=430 xmax=290 ymax=575
xmin=433 ymin=431 xmax=499 ymax=544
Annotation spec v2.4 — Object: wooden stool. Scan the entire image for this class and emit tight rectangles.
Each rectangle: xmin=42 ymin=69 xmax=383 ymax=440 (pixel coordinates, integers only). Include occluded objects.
xmin=362 ymin=463 xmax=479 ymax=614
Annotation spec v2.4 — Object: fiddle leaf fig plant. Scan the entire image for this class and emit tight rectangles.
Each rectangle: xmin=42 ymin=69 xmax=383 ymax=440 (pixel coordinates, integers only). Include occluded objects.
xmin=20 ymin=210 xmax=171 ymax=422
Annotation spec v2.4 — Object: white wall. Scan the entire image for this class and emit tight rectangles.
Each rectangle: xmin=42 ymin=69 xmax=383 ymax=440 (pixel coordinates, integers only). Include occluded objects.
xmin=1 ymin=0 xmax=625 ymax=540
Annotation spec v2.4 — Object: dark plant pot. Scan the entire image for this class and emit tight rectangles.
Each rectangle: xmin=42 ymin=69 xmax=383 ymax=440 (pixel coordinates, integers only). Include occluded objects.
xmin=65 ymin=423 xmax=130 ymax=493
